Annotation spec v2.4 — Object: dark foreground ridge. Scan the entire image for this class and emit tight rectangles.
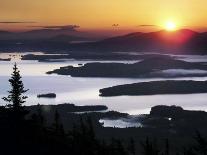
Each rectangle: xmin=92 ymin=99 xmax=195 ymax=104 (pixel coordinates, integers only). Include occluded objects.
xmin=2 ymin=100 xmax=207 ymax=154
xmin=47 ymin=55 xmax=207 ymax=78
xmin=99 ymin=80 xmax=207 ymax=96
xmin=6 ymin=103 xmax=207 ymax=155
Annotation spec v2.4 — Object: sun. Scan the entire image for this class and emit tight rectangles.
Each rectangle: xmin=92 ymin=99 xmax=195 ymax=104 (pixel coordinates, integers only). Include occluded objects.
xmin=165 ymin=21 xmax=176 ymax=31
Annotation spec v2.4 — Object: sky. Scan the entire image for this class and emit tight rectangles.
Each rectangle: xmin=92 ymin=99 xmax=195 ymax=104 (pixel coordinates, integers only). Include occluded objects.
xmin=0 ymin=0 xmax=207 ymax=33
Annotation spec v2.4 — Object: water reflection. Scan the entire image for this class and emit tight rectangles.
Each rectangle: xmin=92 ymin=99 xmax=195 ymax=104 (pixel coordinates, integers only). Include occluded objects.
xmin=0 ymin=53 xmax=207 ymax=115
xmin=99 ymin=118 xmax=142 ymax=128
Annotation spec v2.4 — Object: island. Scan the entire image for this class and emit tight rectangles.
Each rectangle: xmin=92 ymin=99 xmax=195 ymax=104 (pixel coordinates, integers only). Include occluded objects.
xmin=21 ymin=52 xmax=149 ymax=62
xmin=47 ymin=55 xmax=207 ymax=78
xmin=0 ymin=58 xmax=11 ymax=61
xmin=37 ymin=93 xmax=56 ymax=98
xmin=26 ymin=103 xmax=108 ymax=113
xmin=99 ymin=80 xmax=207 ymax=96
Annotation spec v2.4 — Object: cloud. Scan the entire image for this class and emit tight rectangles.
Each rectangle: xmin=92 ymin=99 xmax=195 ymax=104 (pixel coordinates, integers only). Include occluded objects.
xmin=139 ymin=24 xmax=157 ymax=27
xmin=30 ymin=25 xmax=80 ymax=31
xmin=0 ymin=21 xmax=36 ymax=24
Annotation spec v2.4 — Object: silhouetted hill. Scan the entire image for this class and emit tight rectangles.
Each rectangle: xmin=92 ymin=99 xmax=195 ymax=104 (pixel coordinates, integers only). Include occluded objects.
xmin=1 ymin=29 xmax=207 ymax=54
xmin=21 ymin=28 xmax=88 ymax=40
xmin=99 ymin=80 xmax=207 ymax=96
xmin=0 ymin=28 xmax=93 ymax=41
xmin=82 ymin=29 xmax=203 ymax=54
xmin=101 ymin=32 xmax=144 ymax=43
xmin=48 ymin=34 xmax=88 ymax=43
xmin=0 ymin=30 xmax=16 ymax=40
xmin=0 ymin=30 xmax=11 ymax=35
xmin=47 ymin=55 xmax=207 ymax=77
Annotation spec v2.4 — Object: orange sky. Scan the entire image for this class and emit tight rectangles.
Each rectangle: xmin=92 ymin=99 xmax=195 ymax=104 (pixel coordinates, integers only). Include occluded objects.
xmin=0 ymin=0 xmax=207 ymax=32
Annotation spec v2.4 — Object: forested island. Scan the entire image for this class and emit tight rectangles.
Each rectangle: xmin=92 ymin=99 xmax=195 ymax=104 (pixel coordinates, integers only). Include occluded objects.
xmin=47 ymin=55 xmax=207 ymax=78
xmin=0 ymin=58 xmax=11 ymax=61
xmin=99 ymin=80 xmax=207 ymax=96
xmin=37 ymin=93 xmax=57 ymax=98
xmin=21 ymin=52 xmax=146 ymax=61
xmin=27 ymin=103 xmax=108 ymax=114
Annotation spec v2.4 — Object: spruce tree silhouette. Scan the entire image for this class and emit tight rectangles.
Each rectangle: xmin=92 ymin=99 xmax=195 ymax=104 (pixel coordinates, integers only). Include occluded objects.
xmin=193 ymin=132 xmax=207 ymax=155
xmin=164 ymin=139 xmax=170 ymax=155
xmin=141 ymin=138 xmax=160 ymax=155
xmin=2 ymin=63 xmax=28 ymax=119
xmin=0 ymin=63 xmax=30 ymax=154
xmin=53 ymin=109 xmax=65 ymax=136
xmin=128 ymin=138 xmax=136 ymax=155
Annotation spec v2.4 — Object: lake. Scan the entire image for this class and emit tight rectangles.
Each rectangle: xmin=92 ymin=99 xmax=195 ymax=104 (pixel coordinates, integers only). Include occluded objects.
xmin=1 ymin=52 xmax=207 ymax=115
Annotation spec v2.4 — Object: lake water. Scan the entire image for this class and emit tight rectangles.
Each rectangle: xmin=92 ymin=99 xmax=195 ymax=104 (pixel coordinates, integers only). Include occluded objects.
xmin=99 ymin=118 xmax=143 ymax=128
xmin=1 ymin=52 xmax=207 ymax=115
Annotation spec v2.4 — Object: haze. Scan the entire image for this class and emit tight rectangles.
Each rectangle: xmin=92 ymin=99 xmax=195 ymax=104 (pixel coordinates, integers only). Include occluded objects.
xmin=0 ymin=0 xmax=207 ymax=34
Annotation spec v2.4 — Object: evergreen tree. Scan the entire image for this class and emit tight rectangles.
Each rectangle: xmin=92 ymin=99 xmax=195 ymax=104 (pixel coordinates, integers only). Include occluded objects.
xmin=37 ymin=104 xmax=45 ymax=127
xmin=193 ymin=132 xmax=207 ymax=155
xmin=164 ymin=139 xmax=170 ymax=155
xmin=141 ymin=138 xmax=160 ymax=155
xmin=53 ymin=109 xmax=65 ymax=135
xmin=87 ymin=116 xmax=95 ymax=140
xmin=128 ymin=138 xmax=136 ymax=155
xmin=116 ymin=139 xmax=127 ymax=155
xmin=2 ymin=63 xmax=28 ymax=111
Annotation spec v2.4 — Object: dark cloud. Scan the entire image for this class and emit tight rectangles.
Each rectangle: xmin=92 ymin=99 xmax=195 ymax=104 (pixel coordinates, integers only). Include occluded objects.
xmin=30 ymin=25 xmax=80 ymax=31
xmin=112 ymin=24 xmax=119 ymax=27
xmin=139 ymin=24 xmax=157 ymax=27
xmin=0 ymin=21 xmax=36 ymax=24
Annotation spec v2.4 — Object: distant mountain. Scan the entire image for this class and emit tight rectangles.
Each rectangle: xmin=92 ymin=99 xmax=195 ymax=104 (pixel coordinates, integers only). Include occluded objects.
xmin=48 ymin=35 xmax=88 ymax=43
xmin=84 ymin=29 xmax=204 ymax=53
xmin=69 ymin=29 xmax=207 ymax=54
xmin=102 ymin=29 xmax=198 ymax=44
xmin=20 ymin=28 xmax=86 ymax=40
xmin=0 ymin=29 xmax=207 ymax=54
xmin=0 ymin=30 xmax=16 ymax=40
xmin=0 ymin=28 xmax=94 ymax=41
xmin=0 ymin=30 xmax=11 ymax=34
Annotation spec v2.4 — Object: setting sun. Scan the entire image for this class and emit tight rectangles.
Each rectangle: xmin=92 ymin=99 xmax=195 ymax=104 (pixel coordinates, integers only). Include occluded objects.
xmin=165 ymin=21 xmax=177 ymax=31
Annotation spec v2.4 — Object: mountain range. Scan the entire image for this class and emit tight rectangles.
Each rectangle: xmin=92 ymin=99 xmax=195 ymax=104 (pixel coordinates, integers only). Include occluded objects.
xmin=0 ymin=28 xmax=92 ymax=41
xmin=0 ymin=29 xmax=207 ymax=54
xmin=72 ymin=29 xmax=207 ymax=54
